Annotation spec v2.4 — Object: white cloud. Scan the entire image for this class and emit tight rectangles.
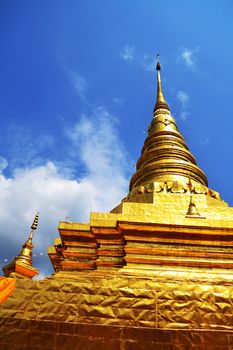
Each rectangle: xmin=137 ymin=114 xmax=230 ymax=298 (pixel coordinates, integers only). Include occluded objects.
xmin=177 ymin=90 xmax=190 ymax=121
xmin=177 ymin=90 xmax=189 ymax=106
xmin=0 ymin=107 xmax=130 ymax=277
xmin=141 ymin=54 xmax=156 ymax=72
xmin=6 ymin=124 xmax=54 ymax=170
xmin=199 ymin=137 xmax=209 ymax=145
xmin=59 ymin=56 xmax=88 ymax=100
xmin=0 ymin=156 xmax=8 ymax=173
xmin=113 ymin=97 xmax=123 ymax=106
xmin=67 ymin=106 xmax=128 ymax=188
xmin=179 ymin=111 xmax=189 ymax=121
xmin=68 ymin=71 xmax=88 ymax=99
xmin=120 ymin=46 xmax=158 ymax=73
xmin=120 ymin=45 xmax=136 ymax=62
xmin=179 ymin=47 xmax=199 ymax=67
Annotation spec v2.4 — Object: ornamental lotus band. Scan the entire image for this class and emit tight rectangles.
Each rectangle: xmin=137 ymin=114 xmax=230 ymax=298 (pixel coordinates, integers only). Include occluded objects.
xmin=1 ymin=60 xmax=233 ymax=349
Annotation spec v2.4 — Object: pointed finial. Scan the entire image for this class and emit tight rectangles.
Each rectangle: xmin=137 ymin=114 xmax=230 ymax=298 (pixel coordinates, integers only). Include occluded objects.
xmin=27 ymin=212 xmax=39 ymax=245
xmin=31 ymin=213 xmax=39 ymax=231
xmin=156 ymin=53 xmax=161 ymax=71
xmin=154 ymin=54 xmax=169 ymax=113
xmin=16 ymin=213 xmax=40 ymax=264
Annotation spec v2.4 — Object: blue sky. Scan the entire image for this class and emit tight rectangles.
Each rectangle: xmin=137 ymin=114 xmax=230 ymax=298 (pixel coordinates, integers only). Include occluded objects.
xmin=1 ymin=1 xmax=233 ymax=277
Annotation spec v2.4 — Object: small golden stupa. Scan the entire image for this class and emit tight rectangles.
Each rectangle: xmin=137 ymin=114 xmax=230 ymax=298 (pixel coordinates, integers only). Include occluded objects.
xmin=1 ymin=60 xmax=233 ymax=349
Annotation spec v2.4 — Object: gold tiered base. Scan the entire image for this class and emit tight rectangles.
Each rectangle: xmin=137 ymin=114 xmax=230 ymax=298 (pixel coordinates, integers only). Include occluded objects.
xmin=1 ymin=268 xmax=233 ymax=349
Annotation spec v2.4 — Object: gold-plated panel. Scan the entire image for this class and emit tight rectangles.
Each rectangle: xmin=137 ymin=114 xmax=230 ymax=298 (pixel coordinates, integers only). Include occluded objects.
xmin=1 ymin=270 xmax=233 ymax=348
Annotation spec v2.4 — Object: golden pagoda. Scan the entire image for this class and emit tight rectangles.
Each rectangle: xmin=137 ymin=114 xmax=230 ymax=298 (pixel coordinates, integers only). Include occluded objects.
xmin=1 ymin=61 xmax=233 ymax=349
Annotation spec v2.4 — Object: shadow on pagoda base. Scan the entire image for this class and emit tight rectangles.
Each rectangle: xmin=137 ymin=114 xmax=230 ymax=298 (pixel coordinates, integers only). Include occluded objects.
xmin=0 ymin=319 xmax=232 ymax=349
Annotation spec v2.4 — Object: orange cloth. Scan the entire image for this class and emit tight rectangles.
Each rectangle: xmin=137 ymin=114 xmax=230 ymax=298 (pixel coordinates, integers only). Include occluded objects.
xmin=0 ymin=277 xmax=16 ymax=304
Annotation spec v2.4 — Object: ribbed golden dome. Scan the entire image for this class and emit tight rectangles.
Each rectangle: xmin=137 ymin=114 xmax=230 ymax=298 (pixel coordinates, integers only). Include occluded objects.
xmin=129 ymin=61 xmax=208 ymax=191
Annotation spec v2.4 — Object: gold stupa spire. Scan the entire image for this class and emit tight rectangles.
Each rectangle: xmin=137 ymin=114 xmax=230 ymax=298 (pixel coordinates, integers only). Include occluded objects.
xmin=154 ymin=54 xmax=169 ymax=112
xmin=129 ymin=57 xmax=208 ymax=191
xmin=2 ymin=214 xmax=40 ymax=279
xmin=16 ymin=213 xmax=39 ymax=265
